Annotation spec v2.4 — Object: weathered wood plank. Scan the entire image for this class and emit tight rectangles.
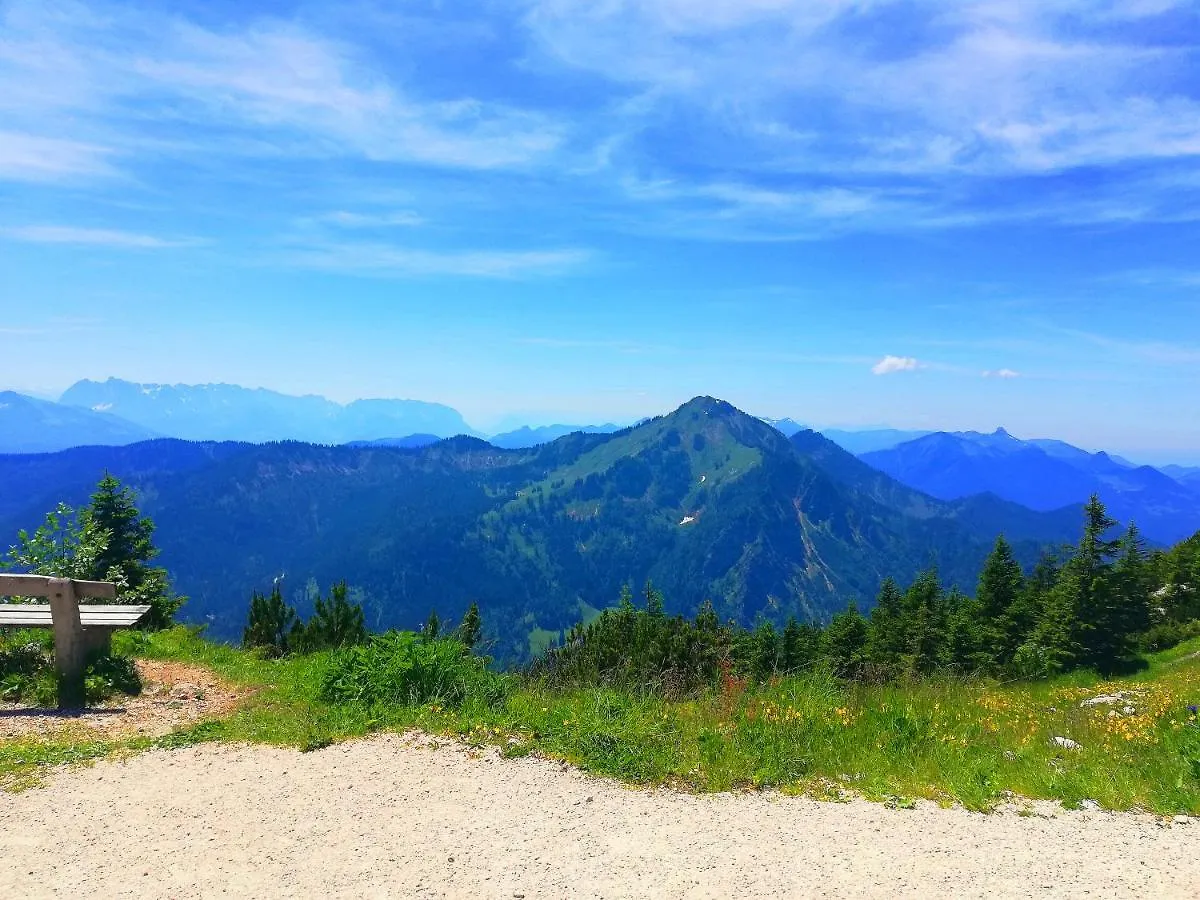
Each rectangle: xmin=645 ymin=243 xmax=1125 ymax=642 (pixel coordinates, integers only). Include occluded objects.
xmin=0 ymin=574 xmax=117 ymax=599
xmin=0 ymin=603 xmax=150 ymax=627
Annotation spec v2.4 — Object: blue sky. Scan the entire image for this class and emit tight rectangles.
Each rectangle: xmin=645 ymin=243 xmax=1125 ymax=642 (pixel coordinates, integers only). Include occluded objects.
xmin=2 ymin=1 xmax=1199 ymax=460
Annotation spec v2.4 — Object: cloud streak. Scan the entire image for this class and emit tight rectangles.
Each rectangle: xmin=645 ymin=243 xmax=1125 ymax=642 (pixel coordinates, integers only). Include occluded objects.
xmin=2 ymin=225 xmax=200 ymax=248
xmin=283 ymin=240 xmax=590 ymax=279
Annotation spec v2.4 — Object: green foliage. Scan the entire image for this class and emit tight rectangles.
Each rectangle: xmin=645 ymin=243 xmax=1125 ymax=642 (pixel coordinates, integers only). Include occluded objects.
xmin=823 ymin=604 xmax=869 ymax=679
xmin=242 ymin=586 xmax=298 ymax=657
xmin=458 ymin=602 xmax=482 ymax=650
xmin=292 ymin=581 xmax=366 ymax=653
xmin=83 ymin=474 xmax=183 ymax=629
xmin=243 ymin=581 xmax=367 ymax=656
xmin=321 ymin=631 xmax=509 ymax=708
xmin=1 ymin=475 xmax=183 ymax=630
xmin=424 ymin=609 xmax=441 ymax=640
xmin=0 ymin=628 xmax=139 ymax=707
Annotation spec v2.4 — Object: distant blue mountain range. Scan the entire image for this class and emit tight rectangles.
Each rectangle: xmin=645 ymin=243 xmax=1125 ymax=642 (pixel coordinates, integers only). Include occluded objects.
xmin=0 ymin=390 xmax=158 ymax=453
xmin=57 ymin=378 xmax=479 ymax=445
xmin=488 ymin=423 xmax=622 ymax=449
xmin=820 ymin=428 xmax=935 ymax=454
xmin=860 ymin=428 xmax=1200 ymax=544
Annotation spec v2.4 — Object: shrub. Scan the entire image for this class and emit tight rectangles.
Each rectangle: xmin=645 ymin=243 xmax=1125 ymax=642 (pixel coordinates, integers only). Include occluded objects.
xmin=1140 ymin=619 xmax=1200 ymax=654
xmin=0 ymin=628 xmax=140 ymax=705
xmin=321 ymin=631 xmax=509 ymax=708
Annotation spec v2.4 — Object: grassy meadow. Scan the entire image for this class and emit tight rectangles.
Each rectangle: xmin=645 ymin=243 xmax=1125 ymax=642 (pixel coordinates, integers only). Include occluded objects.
xmin=2 ymin=626 xmax=1197 ymax=814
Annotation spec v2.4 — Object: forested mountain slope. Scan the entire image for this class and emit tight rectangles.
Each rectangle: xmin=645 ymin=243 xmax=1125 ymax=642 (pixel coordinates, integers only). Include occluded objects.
xmin=1 ymin=398 xmax=1082 ymax=662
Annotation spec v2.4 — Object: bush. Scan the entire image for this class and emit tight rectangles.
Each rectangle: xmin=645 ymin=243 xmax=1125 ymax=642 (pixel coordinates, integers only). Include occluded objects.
xmin=321 ymin=632 xmax=509 ymax=708
xmin=83 ymin=652 xmax=141 ymax=704
xmin=0 ymin=628 xmax=140 ymax=705
xmin=1140 ymin=619 xmax=1200 ymax=654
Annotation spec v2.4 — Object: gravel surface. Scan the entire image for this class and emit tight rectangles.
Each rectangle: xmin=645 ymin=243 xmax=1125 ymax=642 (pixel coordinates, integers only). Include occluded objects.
xmin=0 ymin=732 xmax=1194 ymax=899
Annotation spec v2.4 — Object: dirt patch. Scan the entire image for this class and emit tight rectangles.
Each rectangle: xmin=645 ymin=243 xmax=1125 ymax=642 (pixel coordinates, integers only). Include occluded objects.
xmin=0 ymin=659 xmax=249 ymax=741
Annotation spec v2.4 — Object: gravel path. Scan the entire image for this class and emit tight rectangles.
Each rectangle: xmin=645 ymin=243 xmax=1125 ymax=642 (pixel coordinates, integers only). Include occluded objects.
xmin=0 ymin=732 xmax=1195 ymax=899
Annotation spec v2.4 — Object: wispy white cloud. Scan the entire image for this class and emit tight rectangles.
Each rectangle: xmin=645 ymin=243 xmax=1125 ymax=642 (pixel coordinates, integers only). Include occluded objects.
xmin=283 ymin=240 xmax=590 ymax=279
xmin=319 ymin=210 xmax=425 ymax=228
xmin=0 ymin=131 xmax=117 ymax=183
xmin=0 ymin=1 xmax=565 ymax=179
xmin=982 ymin=368 xmax=1021 ymax=378
xmin=2 ymin=225 xmax=200 ymax=248
xmin=872 ymin=355 xmax=922 ymax=375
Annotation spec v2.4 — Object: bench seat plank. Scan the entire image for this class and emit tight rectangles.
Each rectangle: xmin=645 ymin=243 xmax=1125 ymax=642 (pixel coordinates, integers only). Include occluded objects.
xmin=0 ymin=603 xmax=151 ymax=628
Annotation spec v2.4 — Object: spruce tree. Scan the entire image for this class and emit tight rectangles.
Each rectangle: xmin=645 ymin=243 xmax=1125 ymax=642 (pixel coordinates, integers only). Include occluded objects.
xmin=459 ymin=602 xmax=483 ymax=651
xmin=424 ymin=609 xmax=441 ymax=640
xmin=866 ymin=578 xmax=906 ymax=676
xmin=901 ymin=568 xmax=948 ymax=676
xmin=1102 ymin=523 xmax=1151 ymax=672
xmin=243 ymin=586 xmax=298 ymax=657
xmin=299 ymin=581 xmax=366 ymax=651
xmin=823 ymin=603 xmax=869 ymax=679
xmin=82 ymin=473 xmax=183 ymax=629
xmin=1074 ymin=495 xmax=1123 ymax=672
xmin=975 ymin=535 xmax=1024 ymax=668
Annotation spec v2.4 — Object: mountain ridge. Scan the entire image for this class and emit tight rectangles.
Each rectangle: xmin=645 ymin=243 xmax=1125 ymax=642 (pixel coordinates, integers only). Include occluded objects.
xmin=0 ymin=396 xmax=1085 ymax=661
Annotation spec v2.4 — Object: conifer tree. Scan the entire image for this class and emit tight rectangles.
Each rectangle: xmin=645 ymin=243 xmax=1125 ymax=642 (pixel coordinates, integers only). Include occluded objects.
xmin=866 ymin=578 xmax=906 ymax=676
xmin=823 ymin=603 xmax=869 ymax=679
xmin=424 ymin=609 xmax=441 ymax=640
xmin=459 ymin=602 xmax=483 ymax=651
xmin=943 ymin=587 xmax=983 ymax=672
xmin=901 ymin=568 xmax=948 ymax=676
xmin=752 ymin=620 xmax=780 ymax=679
xmin=243 ymin=586 xmax=298 ymax=657
xmin=82 ymin=473 xmax=183 ymax=629
xmin=297 ymin=581 xmax=366 ymax=651
xmin=975 ymin=535 xmax=1024 ymax=668
xmin=695 ymin=599 xmax=720 ymax=633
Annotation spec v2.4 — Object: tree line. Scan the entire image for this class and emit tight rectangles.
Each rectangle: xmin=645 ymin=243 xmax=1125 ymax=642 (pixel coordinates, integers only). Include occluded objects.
xmin=536 ymin=496 xmax=1200 ymax=692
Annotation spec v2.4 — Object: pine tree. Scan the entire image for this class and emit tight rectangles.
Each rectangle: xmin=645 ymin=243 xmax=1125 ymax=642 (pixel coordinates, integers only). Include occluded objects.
xmin=866 ymin=578 xmax=906 ymax=676
xmin=823 ymin=603 xmax=869 ymax=679
xmin=752 ymin=620 xmax=780 ymax=679
xmin=424 ymin=609 xmax=441 ymax=640
xmin=901 ymin=568 xmax=948 ymax=676
xmin=695 ymin=599 xmax=720 ymax=633
xmin=297 ymin=581 xmax=366 ymax=651
xmin=1102 ymin=523 xmax=1152 ymax=672
xmin=459 ymin=602 xmax=483 ymax=651
xmin=943 ymin=587 xmax=983 ymax=673
xmin=82 ymin=473 xmax=183 ymax=629
xmin=975 ymin=535 xmax=1024 ymax=669
xmin=243 ymin=586 xmax=298 ymax=657
xmin=1074 ymin=495 xmax=1124 ymax=672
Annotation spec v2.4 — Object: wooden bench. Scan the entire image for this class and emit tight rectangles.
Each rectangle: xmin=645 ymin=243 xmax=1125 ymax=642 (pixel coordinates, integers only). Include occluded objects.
xmin=0 ymin=574 xmax=150 ymax=709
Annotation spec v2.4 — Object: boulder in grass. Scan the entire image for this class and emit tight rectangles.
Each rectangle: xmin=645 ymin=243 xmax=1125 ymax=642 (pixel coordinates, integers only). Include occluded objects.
xmin=1052 ymin=736 xmax=1082 ymax=751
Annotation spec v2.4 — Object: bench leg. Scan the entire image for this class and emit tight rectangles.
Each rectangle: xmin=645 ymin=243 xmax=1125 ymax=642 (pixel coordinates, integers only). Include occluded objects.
xmin=82 ymin=628 xmax=113 ymax=657
xmin=48 ymin=578 xmax=86 ymax=710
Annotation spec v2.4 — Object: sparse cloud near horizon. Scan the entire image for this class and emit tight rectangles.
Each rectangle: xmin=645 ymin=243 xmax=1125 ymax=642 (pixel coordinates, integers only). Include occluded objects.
xmin=872 ymin=356 xmax=922 ymax=376
xmin=982 ymin=369 xmax=1021 ymax=379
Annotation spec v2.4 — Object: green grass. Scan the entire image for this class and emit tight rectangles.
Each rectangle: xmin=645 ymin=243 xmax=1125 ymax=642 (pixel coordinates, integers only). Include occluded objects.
xmin=3 ymin=626 xmax=1198 ymax=813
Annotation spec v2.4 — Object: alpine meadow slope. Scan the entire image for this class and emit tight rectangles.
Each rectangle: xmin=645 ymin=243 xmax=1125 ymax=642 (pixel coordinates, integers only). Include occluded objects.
xmin=0 ymin=398 xmax=1082 ymax=663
